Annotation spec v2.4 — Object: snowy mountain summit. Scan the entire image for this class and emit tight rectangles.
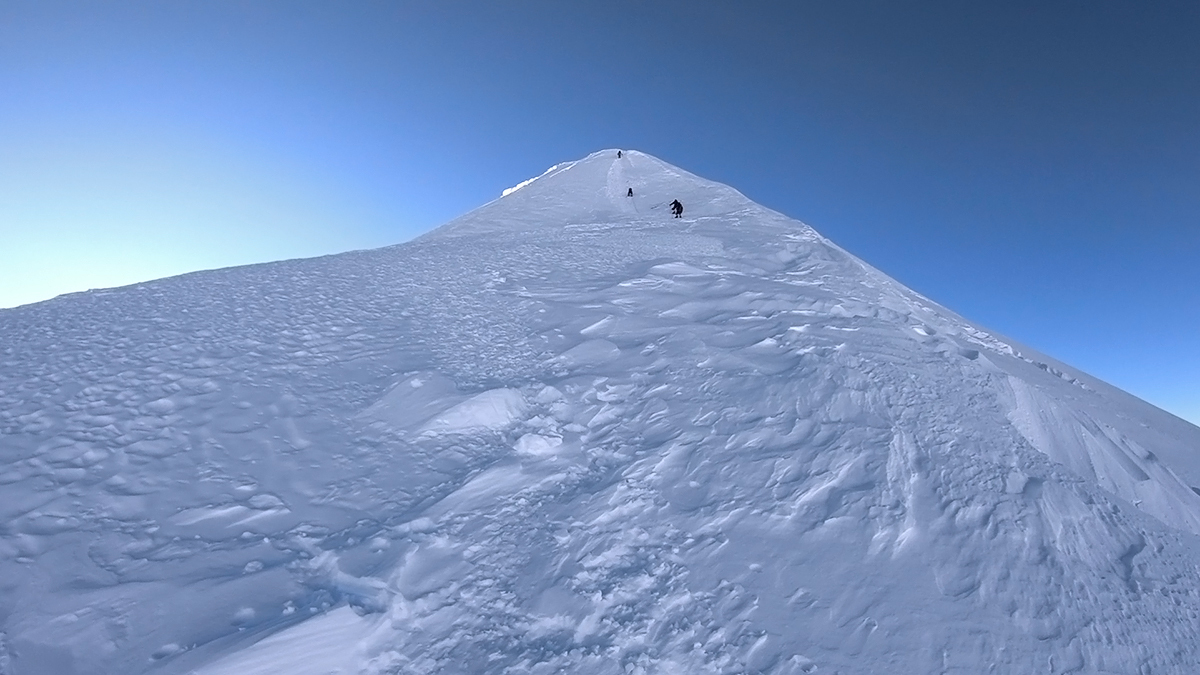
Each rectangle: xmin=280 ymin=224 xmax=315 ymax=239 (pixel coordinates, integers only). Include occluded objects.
xmin=3 ymin=149 xmax=1200 ymax=674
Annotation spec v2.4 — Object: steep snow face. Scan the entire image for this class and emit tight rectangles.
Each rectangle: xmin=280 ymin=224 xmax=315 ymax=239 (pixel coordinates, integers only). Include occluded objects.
xmin=431 ymin=150 xmax=763 ymax=240
xmin=2 ymin=150 xmax=1200 ymax=675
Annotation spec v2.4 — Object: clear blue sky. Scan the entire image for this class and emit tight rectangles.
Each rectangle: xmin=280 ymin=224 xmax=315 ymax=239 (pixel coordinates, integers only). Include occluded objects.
xmin=2 ymin=1 xmax=1197 ymax=424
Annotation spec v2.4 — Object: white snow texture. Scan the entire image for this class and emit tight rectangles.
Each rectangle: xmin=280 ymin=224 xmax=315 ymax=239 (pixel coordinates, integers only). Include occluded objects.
xmin=2 ymin=149 xmax=1200 ymax=674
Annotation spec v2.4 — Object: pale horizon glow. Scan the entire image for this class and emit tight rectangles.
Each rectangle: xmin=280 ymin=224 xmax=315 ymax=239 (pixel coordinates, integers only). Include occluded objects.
xmin=0 ymin=125 xmax=404 ymax=309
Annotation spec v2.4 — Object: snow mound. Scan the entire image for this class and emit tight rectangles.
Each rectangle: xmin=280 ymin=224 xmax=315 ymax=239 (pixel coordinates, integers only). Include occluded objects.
xmin=3 ymin=149 xmax=1200 ymax=674
xmin=417 ymin=388 xmax=527 ymax=435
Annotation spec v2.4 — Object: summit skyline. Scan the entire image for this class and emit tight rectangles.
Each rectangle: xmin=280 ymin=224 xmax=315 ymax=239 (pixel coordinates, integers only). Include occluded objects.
xmin=2 ymin=2 xmax=1197 ymax=426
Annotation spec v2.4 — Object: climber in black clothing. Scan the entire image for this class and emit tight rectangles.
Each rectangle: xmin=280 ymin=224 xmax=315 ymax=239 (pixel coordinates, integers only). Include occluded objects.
xmin=627 ymin=187 xmax=634 ymax=197
xmin=617 ymin=150 xmax=622 ymax=158
xmin=669 ymin=199 xmax=683 ymax=218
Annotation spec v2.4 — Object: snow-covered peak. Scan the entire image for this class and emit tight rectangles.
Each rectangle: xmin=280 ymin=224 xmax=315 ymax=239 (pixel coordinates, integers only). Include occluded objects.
xmin=3 ymin=149 xmax=1200 ymax=674
xmin=426 ymin=149 xmax=775 ymax=240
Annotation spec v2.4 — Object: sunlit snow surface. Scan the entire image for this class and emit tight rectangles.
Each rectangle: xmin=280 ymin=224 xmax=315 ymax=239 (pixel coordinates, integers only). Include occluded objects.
xmin=3 ymin=150 xmax=1200 ymax=674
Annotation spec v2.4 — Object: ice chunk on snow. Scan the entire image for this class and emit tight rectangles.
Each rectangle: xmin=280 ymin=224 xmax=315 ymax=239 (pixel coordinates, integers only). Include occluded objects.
xmin=514 ymin=433 xmax=563 ymax=457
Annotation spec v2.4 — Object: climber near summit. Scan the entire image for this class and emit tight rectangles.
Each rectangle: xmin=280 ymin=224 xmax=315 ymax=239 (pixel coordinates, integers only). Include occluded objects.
xmin=617 ymin=150 xmax=622 ymax=158
xmin=670 ymin=199 xmax=683 ymax=218
xmin=627 ymin=187 xmax=634 ymax=197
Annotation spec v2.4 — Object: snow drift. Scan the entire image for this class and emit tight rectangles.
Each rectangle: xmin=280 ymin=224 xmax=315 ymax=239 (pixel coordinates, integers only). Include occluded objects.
xmin=2 ymin=150 xmax=1200 ymax=674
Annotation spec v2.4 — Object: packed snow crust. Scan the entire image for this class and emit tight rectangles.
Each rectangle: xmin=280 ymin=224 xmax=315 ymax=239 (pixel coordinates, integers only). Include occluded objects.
xmin=3 ymin=149 xmax=1200 ymax=674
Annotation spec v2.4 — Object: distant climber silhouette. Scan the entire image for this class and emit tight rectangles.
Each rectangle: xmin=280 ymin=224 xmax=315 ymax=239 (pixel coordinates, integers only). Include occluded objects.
xmin=617 ymin=150 xmax=622 ymax=158
xmin=627 ymin=187 xmax=634 ymax=197
xmin=670 ymin=199 xmax=683 ymax=218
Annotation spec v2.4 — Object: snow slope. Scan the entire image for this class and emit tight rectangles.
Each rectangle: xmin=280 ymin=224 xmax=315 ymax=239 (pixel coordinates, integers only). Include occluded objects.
xmin=2 ymin=149 xmax=1200 ymax=674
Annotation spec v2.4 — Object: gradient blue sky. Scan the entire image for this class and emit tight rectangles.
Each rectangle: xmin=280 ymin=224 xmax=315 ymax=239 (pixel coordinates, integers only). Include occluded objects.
xmin=2 ymin=1 xmax=1197 ymax=424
